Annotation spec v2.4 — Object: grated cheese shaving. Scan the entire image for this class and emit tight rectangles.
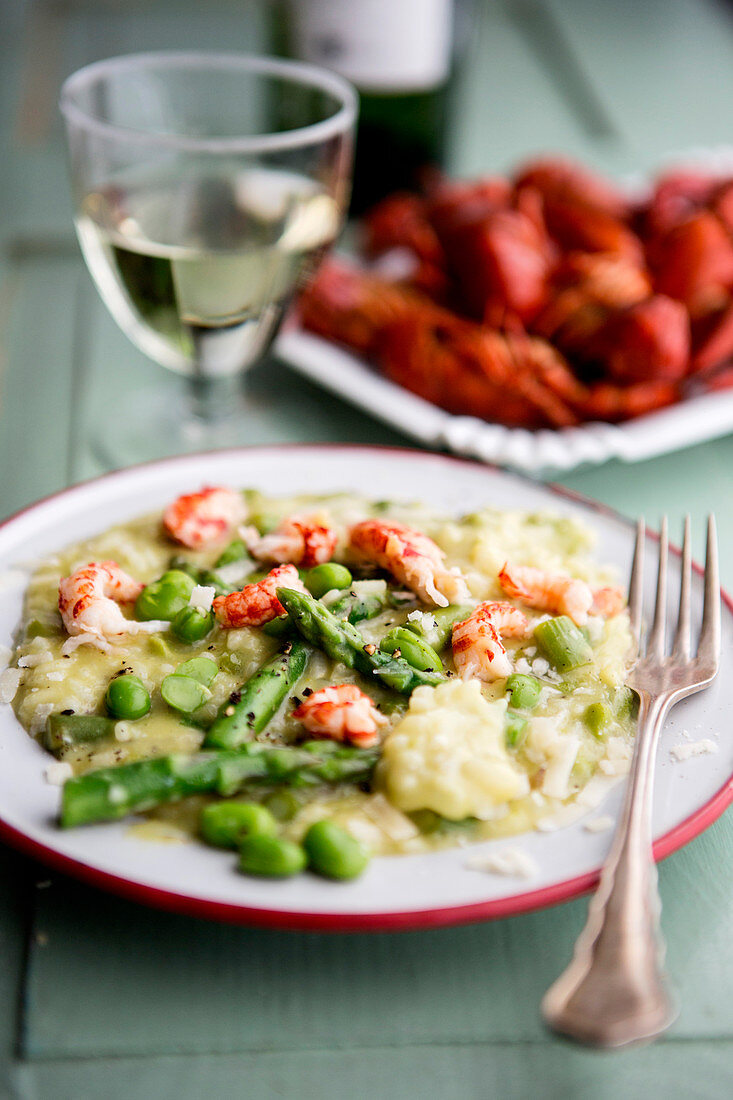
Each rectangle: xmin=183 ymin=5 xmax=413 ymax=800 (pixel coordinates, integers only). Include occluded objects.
xmin=45 ymin=761 xmax=73 ymax=785
xmin=464 ymin=847 xmax=538 ymax=879
xmin=30 ymin=703 xmax=55 ymax=735
xmin=189 ymin=585 xmax=216 ymax=611
xmin=583 ymin=815 xmax=615 ymax=834
xmin=670 ymin=739 xmax=718 ymax=762
xmin=18 ymin=651 xmax=53 ymax=668
xmin=0 ymin=667 xmax=23 ymax=703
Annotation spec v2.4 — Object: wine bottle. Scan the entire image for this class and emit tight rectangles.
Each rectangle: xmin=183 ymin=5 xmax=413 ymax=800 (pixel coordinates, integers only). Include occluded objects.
xmin=276 ymin=0 xmax=456 ymax=214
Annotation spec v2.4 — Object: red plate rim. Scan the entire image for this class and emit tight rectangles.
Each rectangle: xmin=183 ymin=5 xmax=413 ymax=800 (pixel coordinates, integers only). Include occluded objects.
xmin=1 ymin=442 xmax=731 ymax=933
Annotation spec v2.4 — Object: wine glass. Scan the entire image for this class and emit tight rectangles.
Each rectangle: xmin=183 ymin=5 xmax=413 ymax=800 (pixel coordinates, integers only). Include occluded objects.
xmin=59 ymin=52 xmax=357 ymax=464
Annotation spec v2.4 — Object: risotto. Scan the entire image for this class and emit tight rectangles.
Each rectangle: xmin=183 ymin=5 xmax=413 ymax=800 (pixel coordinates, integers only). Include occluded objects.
xmin=5 ymin=487 xmax=635 ymax=879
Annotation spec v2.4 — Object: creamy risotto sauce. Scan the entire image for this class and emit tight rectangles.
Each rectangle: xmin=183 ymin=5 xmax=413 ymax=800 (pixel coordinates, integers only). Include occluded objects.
xmin=8 ymin=491 xmax=634 ymax=857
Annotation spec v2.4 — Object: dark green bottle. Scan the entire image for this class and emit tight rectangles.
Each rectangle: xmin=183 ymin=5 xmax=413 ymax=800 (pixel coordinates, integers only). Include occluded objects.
xmin=275 ymin=0 xmax=456 ymax=214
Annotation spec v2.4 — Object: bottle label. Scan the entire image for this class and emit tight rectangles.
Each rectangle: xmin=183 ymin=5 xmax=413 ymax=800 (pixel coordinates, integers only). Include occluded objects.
xmin=289 ymin=0 xmax=453 ymax=93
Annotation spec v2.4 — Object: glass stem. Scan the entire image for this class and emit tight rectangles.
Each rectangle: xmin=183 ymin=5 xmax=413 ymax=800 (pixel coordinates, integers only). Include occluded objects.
xmin=187 ymin=372 xmax=243 ymax=425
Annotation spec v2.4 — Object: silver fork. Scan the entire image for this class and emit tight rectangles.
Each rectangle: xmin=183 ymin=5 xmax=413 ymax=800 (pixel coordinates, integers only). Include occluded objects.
xmin=542 ymin=515 xmax=721 ymax=1048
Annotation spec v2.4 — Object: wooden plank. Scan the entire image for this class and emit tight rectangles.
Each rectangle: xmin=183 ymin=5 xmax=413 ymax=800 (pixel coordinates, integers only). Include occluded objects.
xmin=559 ymin=434 xmax=733 ymax=585
xmin=11 ymin=1039 xmax=733 ymax=1100
xmin=5 ymin=1 xmax=271 ymax=246
xmin=448 ymin=0 xmax=629 ymax=179
xmin=71 ymin=284 xmax=412 ymax=485
xmin=22 ymin=815 xmax=733 ymax=1059
xmin=0 ymin=848 xmax=35 ymax=1079
xmin=0 ymin=254 xmax=82 ymax=520
xmin=548 ymin=0 xmax=733 ymax=171
xmin=6 ymin=0 xmax=642 ymax=248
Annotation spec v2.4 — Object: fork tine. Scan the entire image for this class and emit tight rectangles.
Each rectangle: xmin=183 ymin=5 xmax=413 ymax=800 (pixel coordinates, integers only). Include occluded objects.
xmin=648 ymin=516 xmax=668 ymax=659
xmin=698 ymin=514 xmax=721 ymax=668
xmin=628 ymin=517 xmax=645 ymax=651
xmin=672 ymin=515 xmax=692 ymax=660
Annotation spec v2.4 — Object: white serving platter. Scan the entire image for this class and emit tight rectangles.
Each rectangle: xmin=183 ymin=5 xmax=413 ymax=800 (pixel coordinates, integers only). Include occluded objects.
xmin=275 ymin=330 xmax=733 ymax=474
xmin=277 ymin=148 xmax=733 ymax=473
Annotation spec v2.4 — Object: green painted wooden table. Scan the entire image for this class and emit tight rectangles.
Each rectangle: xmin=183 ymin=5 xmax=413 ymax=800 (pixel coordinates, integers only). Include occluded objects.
xmin=1 ymin=2 xmax=732 ymax=1096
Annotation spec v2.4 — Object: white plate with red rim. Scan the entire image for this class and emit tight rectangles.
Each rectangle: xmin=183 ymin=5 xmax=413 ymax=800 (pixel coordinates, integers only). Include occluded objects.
xmin=0 ymin=445 xmax=731 ymax=931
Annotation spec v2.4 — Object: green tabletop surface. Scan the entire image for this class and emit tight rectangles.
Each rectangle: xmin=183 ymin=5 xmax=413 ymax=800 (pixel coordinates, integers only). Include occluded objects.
xmin=1 ymin=2 xmax=732 ymax=1097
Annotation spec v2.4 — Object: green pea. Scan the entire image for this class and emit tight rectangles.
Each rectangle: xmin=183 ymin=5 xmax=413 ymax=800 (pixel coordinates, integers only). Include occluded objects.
xmin=148 ymin=635 xmax=174 ymax=659
xmin=200 ymin=801 xmax=276 ymax=849
xmin=303 ymin=820 xmax=370 ymax=880
xmin=215 ymin=539 xmax=248 ymax=568
xmin=136 ymin=570 xmax=196 ymax=622
xmin=172 ymin=605 xmax=215 ymax=644
xmin=238 ymin=834 xmax=307 ymax=878
xmin=304 ymin=562 xmax=353 ymax=599
xmin=176 ymin=655 xmax=218 ymax=687
xmin=505 ymin=673 xmax=541 ymax=710
xmin=583 ymin=702 xmax=611 ymax=739
xmin=379 ymin=627 xmax=443 ymax=672
xmin=161 ymin=674 xmax=209 ymax=713
xmin=105 ymin=674 xmax=151 ymax=720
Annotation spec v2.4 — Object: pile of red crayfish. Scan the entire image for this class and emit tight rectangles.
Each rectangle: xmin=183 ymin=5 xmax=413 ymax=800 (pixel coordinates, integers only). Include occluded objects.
xmin=299 ymin=157 xmax=733 ymax=428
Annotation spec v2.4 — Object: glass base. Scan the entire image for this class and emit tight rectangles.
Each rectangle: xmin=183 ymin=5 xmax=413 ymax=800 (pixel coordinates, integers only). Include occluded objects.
xmin=90 ymin=375 xmax=257 ymax=468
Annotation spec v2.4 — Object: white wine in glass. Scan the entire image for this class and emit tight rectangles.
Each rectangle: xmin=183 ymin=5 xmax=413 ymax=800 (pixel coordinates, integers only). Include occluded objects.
xmin=60 ymin=53 xmax=356 ymax=463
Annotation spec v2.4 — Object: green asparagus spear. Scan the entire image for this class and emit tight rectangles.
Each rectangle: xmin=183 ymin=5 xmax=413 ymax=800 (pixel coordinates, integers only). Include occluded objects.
xmin=534 ymin=616 xmax=593 ymax=672
xmin=204 ymin=641 xmax=311 ymax=749
xmin=44 ymin=714 xmax=117 ymax=758
xmin=379 ymin=626 xmax=443 ymax=671
xmin=328 ymin=588 xmax=389 ymax=624
xmin=277 ymin=588 xmax=445 ymax=694
xmin=60 ymin=741 xmax=379 ymax=827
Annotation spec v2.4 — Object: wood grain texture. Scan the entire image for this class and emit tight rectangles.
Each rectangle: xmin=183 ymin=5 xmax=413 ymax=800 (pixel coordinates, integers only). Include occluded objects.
xmin=9 ymin=1040 xmax=733 ymax=1100
xmin=2 ymin=0 xmax=733 ymax=1095
xmin=0 ymin=255 xmax=83 ymax=518
xmin=548 ymin=0 xmax=733 ymax=171
xmin=21 ymin=816 xmax=733 ymax=1060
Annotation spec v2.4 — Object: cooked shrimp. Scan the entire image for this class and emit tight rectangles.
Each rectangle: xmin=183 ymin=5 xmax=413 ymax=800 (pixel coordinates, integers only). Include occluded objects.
xmin=212 ymin=564 xmax=307 ymax=628
xmin=498 ymin=562 xmax=594 ymax=626
xmin=163 ymin=486 xmax=246 ymax=549
xmin=452 ymin=601 xmax=531 ymax=682
xmin=292 ymin=684 xmax=388 ymax=748
xmin=591 ymin=585 xmax=626 ymax=617
xmin=349 ymin=519 xmax=470 ymax=607
xmin=242 ymin=514 xmax=337 ymax=569
xmin=58 ymin=561 xmax=156 ymax=642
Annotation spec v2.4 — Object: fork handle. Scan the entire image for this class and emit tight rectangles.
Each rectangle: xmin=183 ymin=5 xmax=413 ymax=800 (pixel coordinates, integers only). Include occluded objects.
xmin=541 ymin=692 xmax=678 ymax=1047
